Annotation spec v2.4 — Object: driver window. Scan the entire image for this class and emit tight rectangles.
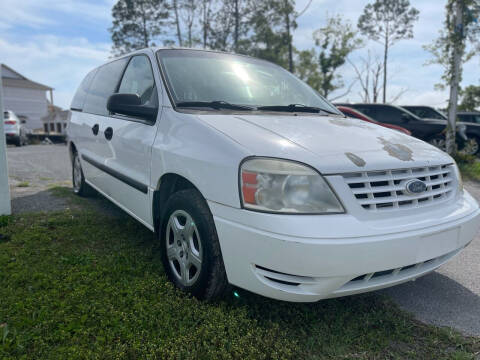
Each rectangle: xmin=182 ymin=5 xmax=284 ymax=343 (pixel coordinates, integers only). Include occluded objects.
xmin=118 ymin=55 xmax=157 ymax=106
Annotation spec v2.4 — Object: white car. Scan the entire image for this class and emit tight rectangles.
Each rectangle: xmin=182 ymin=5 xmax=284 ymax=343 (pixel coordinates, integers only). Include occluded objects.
xmin=67 ymin=48 xmax=480 ymax=302
xmin=3 ymin=110 xmax=28 ymax=146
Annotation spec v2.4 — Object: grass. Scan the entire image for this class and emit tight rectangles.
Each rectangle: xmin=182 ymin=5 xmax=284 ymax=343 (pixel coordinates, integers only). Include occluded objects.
xmin=0 ymin=189 xmax=479 ymax=359
xmin=454 ymin=153 xmax=480 ymax=182
xmin=16 ymin=181 xmax=29 ymax=188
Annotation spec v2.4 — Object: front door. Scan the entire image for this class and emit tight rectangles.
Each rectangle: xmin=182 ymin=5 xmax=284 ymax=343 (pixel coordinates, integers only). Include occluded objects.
xmin=93 ymin=54 xmax=160 ymax=227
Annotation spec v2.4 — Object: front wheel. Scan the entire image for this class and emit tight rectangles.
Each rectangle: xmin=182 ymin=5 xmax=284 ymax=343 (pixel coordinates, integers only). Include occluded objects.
xmin=428 ymin=136 xmax=446 ymax=152
xmin=160 ymin=189 xmax=228 ymax=300
xmin=459 ymin=136 xmax=480 ymax=156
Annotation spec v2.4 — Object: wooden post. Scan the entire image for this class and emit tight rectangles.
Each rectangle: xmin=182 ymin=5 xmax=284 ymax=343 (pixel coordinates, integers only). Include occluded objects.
xmin=0 ymin=66 xmax=12 ymax=215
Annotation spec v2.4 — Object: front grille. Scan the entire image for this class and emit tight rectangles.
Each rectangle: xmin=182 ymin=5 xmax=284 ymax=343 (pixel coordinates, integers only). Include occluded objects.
xmin=342 ymin=164 xmax=454 ymax=211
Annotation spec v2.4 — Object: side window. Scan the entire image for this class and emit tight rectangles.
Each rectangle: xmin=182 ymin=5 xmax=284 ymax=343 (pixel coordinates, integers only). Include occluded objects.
xmin=356 ymin=107 xmax=375 ymax=118
xmin=118 ymin=55 xmax=157 ymax=107
xmin=83 ymin=58 xmax=129 ymax=116
xmin=474 ymin=115 xmax=480 ymax=124
xmin=377 ymin=106 xmax=401 ymax=123
xmin=71 ymin=69 xmax=97 ymax=111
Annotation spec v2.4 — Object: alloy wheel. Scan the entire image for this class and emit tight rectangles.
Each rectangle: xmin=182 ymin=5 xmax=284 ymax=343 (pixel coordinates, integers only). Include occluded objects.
xmin=165 ymin=210 xmax=203 ymax=286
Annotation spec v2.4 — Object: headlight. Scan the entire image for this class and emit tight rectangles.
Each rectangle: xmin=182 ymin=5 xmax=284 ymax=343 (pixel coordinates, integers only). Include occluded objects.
xmin=452 ymin=163 xmax=464 ymax=194
xmin=240 ymin=158 xmax=344 ymax=214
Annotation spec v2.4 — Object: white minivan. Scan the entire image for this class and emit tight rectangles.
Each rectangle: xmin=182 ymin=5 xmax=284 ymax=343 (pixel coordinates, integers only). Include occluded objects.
xmin=68 ymin=48 xmax=480 ymax=302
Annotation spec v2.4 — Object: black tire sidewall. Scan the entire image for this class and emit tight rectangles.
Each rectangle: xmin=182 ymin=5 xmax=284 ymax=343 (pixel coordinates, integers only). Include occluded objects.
xmin=159 ymin=189 xmax=220 ymax=298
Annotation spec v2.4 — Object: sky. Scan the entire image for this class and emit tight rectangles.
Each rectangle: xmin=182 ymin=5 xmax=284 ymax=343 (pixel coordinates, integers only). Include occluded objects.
xmin=0 ymin=0 xmax=479 ymax=109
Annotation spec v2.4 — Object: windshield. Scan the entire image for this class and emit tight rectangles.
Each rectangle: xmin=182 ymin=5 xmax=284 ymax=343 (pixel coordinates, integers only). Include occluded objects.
xmin=157 ymin=49 xmax=340 ymax=114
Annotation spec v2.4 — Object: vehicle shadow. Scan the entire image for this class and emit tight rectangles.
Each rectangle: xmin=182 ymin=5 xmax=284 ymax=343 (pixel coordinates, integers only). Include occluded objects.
xmin=381 ymin=271 xmax=480 ymax=336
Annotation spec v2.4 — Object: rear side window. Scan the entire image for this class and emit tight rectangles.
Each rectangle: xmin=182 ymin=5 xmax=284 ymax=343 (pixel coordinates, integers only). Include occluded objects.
xmin=356 ymin=106 xmax=376 ymax=118
xmin=83 ymin=58 xmax=129 ymax=116
xmin=3 ymin=111 xmax=9 ymax=119
xmin=118 ymin=55 xmax=157 ymax=107
xmin=71 ymin=70 xmax=97 ymax=111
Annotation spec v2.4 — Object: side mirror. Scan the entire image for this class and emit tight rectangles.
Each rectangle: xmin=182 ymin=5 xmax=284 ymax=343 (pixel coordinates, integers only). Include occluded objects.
xmin=401 ymin=113 xmax=411 ymax=122
xmin=107 ymin=93 xmax=158 ymax=122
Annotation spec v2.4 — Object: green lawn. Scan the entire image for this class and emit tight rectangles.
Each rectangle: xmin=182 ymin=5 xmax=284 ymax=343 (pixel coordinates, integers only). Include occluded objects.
xmin=0 ymin=190 xmax=479 ymax=359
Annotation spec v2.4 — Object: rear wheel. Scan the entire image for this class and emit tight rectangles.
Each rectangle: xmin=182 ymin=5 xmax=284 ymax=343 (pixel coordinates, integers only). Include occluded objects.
xmin=72 ymin=151 xmax=96 ymax=197
xmin=160 ymin=189 xmax=228 ymax=300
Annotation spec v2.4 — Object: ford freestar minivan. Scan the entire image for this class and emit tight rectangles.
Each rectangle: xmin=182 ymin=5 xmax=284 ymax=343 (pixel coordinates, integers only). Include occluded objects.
xmin=67 ymin=48 xmax=480 ymax=302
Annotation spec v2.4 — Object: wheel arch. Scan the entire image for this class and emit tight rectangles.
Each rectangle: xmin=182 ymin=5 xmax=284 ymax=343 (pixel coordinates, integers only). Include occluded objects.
xmin=68 ymin=141 xmax=78 ymax=162
xmin=152 ymin=173 xmax=203 ymax=233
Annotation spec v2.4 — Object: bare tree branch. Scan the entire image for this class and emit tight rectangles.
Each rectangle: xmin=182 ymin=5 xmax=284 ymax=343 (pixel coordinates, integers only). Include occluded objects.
xmin=296 ymin=0 xmax=313 ymax=18
xmin=329 ymin=79 xmax=358 ymax=102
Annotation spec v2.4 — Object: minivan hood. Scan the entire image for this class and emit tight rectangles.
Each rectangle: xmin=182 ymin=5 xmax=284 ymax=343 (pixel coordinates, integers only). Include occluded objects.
xmin=196 ymin=113 xmax=453 ymax=173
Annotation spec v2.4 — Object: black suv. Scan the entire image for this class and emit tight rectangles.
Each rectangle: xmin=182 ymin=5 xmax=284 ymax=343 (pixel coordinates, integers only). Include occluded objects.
xmin=457 ymin=111 xmax=480 ymax=124
xmin=340 ymin=103 xmax=450 ymax=143
xmin=402 ymin=106 xmax=480 ymax=155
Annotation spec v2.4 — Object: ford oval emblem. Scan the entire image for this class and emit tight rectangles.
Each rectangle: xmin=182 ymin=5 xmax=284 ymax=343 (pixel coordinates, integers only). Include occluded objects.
xmin=405 ymin=179 xmax=427 ymax=195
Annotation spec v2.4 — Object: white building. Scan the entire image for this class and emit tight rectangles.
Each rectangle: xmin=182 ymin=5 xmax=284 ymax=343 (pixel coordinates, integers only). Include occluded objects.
xmin=42 ymin=105 xmax=70 ymax=135
xmin=1 ymin=64 xmax=53 ymax=132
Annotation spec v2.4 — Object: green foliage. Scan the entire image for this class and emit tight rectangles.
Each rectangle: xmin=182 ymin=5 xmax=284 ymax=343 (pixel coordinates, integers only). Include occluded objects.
xmin=459 ymin=84 xmax=480 ymax=111
xmin=313 ymin=15 xmax=363 ymax=98
xmin=0 ymin=198 xmax=479 ymax=358
xmin=294 ymin=15 xmax=361 ymax=99
xmin=295 ymin=49 xmax=323 ymax=91
xmin=357 ymin=0 xmax=419 ymax=45
xmin=242 ymin=0 xmax=296 ymax=69
xmin=109 ymin=0 xmax=170 ymax=56
xmin=424 ymin=0 xmax=480 ymax=89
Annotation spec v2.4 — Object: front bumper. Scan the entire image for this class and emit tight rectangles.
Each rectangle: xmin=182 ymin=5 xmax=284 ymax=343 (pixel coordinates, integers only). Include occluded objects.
xmin=209 ymin=190 xmax=480 ymax=302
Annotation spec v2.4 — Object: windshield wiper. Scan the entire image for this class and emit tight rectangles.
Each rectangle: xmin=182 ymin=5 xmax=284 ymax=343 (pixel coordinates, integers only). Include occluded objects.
xmin=256 ymin=104 xmax=338 ymax=114
xmin=175 ymin=100 xmax=255 ymax=111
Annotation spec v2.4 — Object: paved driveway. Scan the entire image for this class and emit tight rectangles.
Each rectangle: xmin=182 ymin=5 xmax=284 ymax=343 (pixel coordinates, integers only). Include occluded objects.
xmin=6 ymin=144 xmax=480 ymax=336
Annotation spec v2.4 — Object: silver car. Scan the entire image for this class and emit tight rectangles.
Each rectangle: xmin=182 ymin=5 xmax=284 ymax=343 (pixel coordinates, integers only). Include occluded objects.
xmin=3 ymin=110 xmax=28 ymax=146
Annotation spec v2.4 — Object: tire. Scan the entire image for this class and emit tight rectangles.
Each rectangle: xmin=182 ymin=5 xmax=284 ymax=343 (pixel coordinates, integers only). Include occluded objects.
xmin=160 ymin=189 xmax=229 ymax=300
xmin=459 ymin=136 xmax=480 ymax=156
xmin=72 ymin=151 xmax=96 ymax=197
xmin=15 ymin=137 xmax=22 ymax=147
xmin=428 ymin=136 xmax=446 ymax=152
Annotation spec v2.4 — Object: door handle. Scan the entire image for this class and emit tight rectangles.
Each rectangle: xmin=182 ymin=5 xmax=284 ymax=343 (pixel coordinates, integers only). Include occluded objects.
xmin=92 ymin=124 xmax=99 ymax=135
xmin=104 ymin=127 xmax=113 ymax=141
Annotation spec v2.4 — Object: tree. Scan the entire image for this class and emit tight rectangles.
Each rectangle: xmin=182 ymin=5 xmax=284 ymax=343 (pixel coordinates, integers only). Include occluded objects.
xmin=424 ymin=0 xmax=480 ymax=154
xmin=171 ymin=0 xmax=183 ymax=46
xmin=295 ymin=49 xmax=323 ymax=90
xmin=110 ymin=0 xmax=169 ymax=56
xmin=459 ymin=85 xmax=480 ymax=111
xmin=357 ymin=0 xmax=419 ymax=103
xmin=348 ymin=50 xmax=383 ymax=103
xmin=312 ymin=15 xmax=363 ymax=99
xmin=245 ymin=0 xmax=293 ymax=68
xmin=208 ymin=0 xmax=251 ymax=52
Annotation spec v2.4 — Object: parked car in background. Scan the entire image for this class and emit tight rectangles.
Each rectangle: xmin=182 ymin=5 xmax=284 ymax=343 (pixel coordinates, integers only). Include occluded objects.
xmin=402 ymin=106 xmax=480 ymax=155
xmin=337 ymin=106 xmax=411 ymax=136
xmin=402 ymin=105 xmax=446 ymax=120
xmin=457 ymin=111 xmax=480 ymax=124
xmin=3 ymin=110 xmax=28 ymax=146
xmin=68 ymin=48 xmax=480 ymax=302
xmin=341 ymin=103 xmax=468 ymax=152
